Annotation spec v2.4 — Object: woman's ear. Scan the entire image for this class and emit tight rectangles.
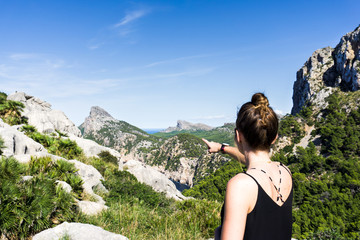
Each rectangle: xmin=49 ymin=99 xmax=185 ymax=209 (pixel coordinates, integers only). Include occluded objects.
xmin=271 ymin=134 xmax=278 ymax=144
xmin=235 ymin=129 xmax=242 ymax=143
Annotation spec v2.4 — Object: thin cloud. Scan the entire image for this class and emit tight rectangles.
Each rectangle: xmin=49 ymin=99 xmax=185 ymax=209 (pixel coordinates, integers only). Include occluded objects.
xmin=88 ymin=41 xmax=105 ymax=50
xmin=9 ymin=53 xmax=40 ymax=61
xmin=114 ymin=10 xmax=148 ymax=28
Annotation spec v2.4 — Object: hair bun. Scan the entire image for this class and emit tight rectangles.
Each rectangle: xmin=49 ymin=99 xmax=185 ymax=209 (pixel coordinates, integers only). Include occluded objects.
xmin=251 ymin=93 xmax=269 ymax=108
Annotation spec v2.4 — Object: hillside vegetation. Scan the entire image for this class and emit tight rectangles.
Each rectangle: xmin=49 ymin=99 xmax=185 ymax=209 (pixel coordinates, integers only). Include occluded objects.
xmin=154 ymin=123 xmax=235 ymax=146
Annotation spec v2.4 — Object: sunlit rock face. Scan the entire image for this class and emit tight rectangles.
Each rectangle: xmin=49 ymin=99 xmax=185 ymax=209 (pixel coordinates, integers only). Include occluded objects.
xmin=292 ymin=25 xmax=360 ymax=115
xmin=7 ymin=92 xmax=82 ymax=137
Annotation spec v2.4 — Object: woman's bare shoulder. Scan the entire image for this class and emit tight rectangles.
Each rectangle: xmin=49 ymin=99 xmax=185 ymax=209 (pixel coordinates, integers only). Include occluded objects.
xmin=225 ymin=173 xmax=258 ymax=214
xmin=227 ymin=173 xmax=257 ymax=193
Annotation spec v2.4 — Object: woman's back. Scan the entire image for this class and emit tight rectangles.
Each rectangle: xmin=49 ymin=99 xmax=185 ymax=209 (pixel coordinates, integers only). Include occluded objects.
xmin=220 ymin=162 xmax=293 ymax=239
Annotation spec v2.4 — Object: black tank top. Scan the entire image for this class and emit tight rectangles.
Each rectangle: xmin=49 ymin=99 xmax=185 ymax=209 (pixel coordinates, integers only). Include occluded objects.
xmin=220 ymin=172 xmax=293 ymax=240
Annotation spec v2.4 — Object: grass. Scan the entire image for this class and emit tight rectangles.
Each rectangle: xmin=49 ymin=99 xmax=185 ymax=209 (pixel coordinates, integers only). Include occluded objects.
xmin=76 ymin=198 xmax=221 ymax=240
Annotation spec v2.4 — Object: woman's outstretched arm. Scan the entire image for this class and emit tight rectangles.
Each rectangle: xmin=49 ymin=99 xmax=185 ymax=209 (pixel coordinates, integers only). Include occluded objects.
xmin=202 ymin=138 xmax=246 ymax=164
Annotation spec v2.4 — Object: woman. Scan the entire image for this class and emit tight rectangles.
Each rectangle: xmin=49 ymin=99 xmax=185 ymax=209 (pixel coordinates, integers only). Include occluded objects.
xmin=203 ymin=93 xmax=293 ymax=240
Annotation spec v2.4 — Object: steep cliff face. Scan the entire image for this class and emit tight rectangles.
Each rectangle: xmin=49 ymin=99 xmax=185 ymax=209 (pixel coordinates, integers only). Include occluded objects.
xmin=292 ymin=25 xmax=360 ymax=115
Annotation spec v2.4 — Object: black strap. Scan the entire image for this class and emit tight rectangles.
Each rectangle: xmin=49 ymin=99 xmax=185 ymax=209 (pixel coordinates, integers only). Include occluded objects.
xmin=243 ymin=172 xmax=260 ymax=186
xmin=250 ymin=164 xmax=284 ymax=203
xmin=279 ymin=162 xmax=292 ymax=176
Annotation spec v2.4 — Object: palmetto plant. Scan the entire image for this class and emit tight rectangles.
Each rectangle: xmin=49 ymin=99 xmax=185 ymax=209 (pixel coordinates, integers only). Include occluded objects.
xmin=20 ymin=124 xmax=37 ymax=135
xmin=0 ymin=92 xmax=7 ymax=104
xmin=0 ymin=100 xmax=27 ymax=125
xmin=0 ymin=157 xmax=79 ymax=239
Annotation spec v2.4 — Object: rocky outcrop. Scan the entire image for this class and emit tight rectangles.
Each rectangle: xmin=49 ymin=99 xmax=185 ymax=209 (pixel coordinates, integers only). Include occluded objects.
xmin=0 ymin=119 xmax=47 ymax=157
xmin=68 ymin=159 xmax=109 ymax=214
xmin=69 ymin=134 xmax=122 ymax=160
xmin=162 ymin=120 xmax=213 ymax=133
xmin=122 ymin=160 xmax=189 ymax=201
xmin=334 ymin=25 xmax=360 ymax=91
xmin=7 ymin=92 xmax=82 ymax=137
xmin=292 ymin=25 xmax=360 ymax=114
xmin=32 ymin=222 xmax=128 ymax=240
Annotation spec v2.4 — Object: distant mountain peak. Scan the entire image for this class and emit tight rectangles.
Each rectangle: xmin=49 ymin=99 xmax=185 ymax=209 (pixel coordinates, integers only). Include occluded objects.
xmin=89 ymin=106 xmax=114 ymax=119
xmin=162 ymin=120 xmax=213 ymax=133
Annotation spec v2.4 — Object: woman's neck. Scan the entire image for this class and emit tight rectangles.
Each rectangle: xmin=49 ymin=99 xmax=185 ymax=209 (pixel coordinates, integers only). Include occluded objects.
xmin=245 ymin=150 xmax=271 ymax=169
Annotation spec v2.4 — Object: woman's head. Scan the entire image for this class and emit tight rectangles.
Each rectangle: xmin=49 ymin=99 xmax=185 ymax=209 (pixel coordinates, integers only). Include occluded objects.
xmin=235 ymin=93 xmax=278 ymax=151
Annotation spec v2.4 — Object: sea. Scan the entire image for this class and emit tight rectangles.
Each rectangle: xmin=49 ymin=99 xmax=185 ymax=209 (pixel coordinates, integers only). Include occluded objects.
xmin=142 ymin=129 xmax=164 ymax=134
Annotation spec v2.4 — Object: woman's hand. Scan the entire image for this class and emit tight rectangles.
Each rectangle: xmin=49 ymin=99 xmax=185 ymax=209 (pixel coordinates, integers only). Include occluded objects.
xmin=202 ymin=138 xmax=222 ymax=153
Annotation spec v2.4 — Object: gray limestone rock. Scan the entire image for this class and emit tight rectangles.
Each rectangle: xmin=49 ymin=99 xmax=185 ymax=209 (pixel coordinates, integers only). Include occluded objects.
xmin=7 ymin=92 xmax=82 ymax=137
xmin=0 ymin=119 xmax=47 ymax=157
xmin=334 ymin=25 xmax=360 ymax=91
xmin=68 ymin=160 xmax=107 ymax=204
xmin=292 ymin=25 xmax=360 ymax=115
xmin=76 ymin=200 xmax=108 ymax=216
xmin=68 ymin=134 xmax=122 ymax=160
xmin=32 ymin=222 xmax=128 ymax=240
xmin=56 ymin=180 xmax=72 ymax=193
xmin=123 ymin=159 xmax=189 ymax=201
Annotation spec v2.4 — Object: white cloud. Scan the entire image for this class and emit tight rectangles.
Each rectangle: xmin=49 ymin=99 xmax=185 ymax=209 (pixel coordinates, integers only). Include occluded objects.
xmin=9 ymin=53 xmax=40 ymax=61
xmin=114 ymin=10 xmax=148 ymax=28
xmin=87 ymin=41 xmax=105 ymax=50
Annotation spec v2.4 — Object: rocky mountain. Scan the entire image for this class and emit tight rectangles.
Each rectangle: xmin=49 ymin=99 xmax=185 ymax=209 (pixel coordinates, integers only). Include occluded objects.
xmin=292 ymin=25 xmax=360 ymax=115
xmin=79 ymin=106 xmax=158 ymax=154
xmin=161 ymin=120 xmax=214 ymax=133
xmin=271 ymin=24 xmax=360 ymax=153
xmin=80 ymin=107 xmax=231 ymax=187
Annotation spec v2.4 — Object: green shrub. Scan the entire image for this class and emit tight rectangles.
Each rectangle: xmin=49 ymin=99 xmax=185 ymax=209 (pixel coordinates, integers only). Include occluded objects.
xmin=183 ymin=159 xmax=243 ymax=202
xmin=98 ymin=151 xmax=118 ymax=165
xmin=27 ymin=156 xmax=83 ymax=199
xmin=0 ymin=157 xmax=77 ymax=239
xmin=103 ymin=169 xmax=172 ymax=208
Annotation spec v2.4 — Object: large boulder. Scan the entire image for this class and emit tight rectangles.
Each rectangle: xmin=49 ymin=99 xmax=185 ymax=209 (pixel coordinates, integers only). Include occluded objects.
xmin=7 ymin=92 xmax=82 ymax=137
xmin=122 ymin=160 xmax=189 ymax=201
xmin=32 ymin=222 xmax=128 ymax=240
xmin=68 ymin=134 xmax=122 ymax=160
xmin=0 ymin=119 xmax=47 ymax=158
xmin=68 ymin=159 xmax=108 ymax=202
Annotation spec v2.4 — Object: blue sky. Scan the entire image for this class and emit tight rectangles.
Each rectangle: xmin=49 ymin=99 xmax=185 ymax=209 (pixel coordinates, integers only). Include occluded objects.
xmin=1 ymin=0 xmax=359 ymax=129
